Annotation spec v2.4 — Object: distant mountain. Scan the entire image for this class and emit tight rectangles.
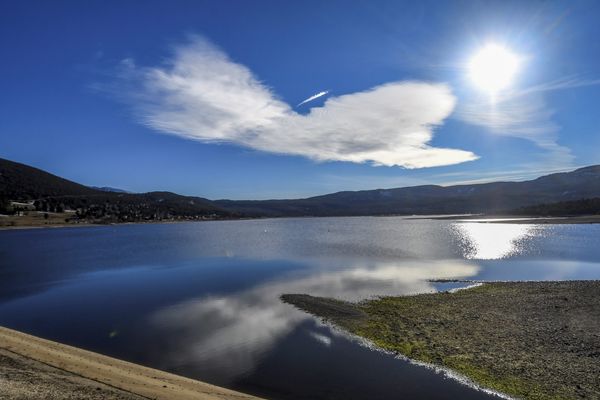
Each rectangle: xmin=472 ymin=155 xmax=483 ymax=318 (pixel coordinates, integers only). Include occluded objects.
xmin=90 ymin=186 xmax=132 ymax=194
xmin=0 ymin=158 xmax=235 ymax=222
xmin=2 ymin=157 xmax=600 ymax=220
xmin=215 ymin=165 xmax=600 ymax=216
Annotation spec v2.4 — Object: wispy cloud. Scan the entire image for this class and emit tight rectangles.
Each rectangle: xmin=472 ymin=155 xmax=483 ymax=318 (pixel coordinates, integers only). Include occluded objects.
xmin=297 ymin=90 xmax=329 ymax=107
xmin=457 ymin=76 xmax=600 ymax=168
xmin=458 ymin=91 xmax=572 ymax=165
xmin=515 ymin=76 xmax=600 ymax=96
xmin=115 ymin=36 xmax=477 ymax=169
xmin=432 ymin=165 xmax=583 ymax=187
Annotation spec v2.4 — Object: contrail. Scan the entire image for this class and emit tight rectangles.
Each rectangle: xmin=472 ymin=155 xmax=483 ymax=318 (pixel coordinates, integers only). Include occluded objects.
xmin=297 ymin=90 xmax=329 ymax=107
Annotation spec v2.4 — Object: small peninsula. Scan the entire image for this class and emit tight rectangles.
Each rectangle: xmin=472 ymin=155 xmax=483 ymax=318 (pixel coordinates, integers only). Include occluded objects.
xmin=282 ymin=281 xmax=600 ymax=400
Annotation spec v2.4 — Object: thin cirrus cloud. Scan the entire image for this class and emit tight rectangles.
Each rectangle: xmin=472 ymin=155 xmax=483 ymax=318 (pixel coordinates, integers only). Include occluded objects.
xmin=457 ymin=77 xmax=600 ymax=168
xmin=117 ymin=36 xmax=478 ymax=168
xmin=458 ymin=90 xmax=574 ymax=166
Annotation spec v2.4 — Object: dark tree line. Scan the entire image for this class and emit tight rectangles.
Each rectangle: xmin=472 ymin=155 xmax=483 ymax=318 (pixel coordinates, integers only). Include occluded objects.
xmin=1 ymin=193 xmax=237 ymax=223
xmin=511 ymin=198 xmax=600 ymax=216
xmin=0 ymin=197 xmax=10 ymax=214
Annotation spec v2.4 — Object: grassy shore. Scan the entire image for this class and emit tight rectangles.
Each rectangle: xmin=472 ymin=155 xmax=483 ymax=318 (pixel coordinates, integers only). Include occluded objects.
xmin=0 ymin=326 xmax=263 ymax=400
xmin=282 ymin=281 xmax=600 ymax=400
xmin=0 ymin=211 xmax=84 ymax=229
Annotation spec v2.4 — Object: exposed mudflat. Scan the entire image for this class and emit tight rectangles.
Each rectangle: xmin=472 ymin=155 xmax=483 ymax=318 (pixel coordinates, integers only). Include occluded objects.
xmin=282 ymin=281 xmax=600 ymax=400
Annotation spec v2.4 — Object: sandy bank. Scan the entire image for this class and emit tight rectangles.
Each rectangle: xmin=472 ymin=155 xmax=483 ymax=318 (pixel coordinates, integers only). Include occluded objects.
xmin=0 ymin=326 xmax=263 ymax=400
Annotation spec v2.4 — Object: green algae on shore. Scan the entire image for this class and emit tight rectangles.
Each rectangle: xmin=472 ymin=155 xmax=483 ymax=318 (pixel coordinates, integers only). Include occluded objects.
xmin=282 ymin=281 xmax=600 ymax=400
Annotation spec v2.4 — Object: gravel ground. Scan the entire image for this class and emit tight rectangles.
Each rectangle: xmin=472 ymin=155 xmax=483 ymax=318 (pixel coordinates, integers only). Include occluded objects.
xmin=283 ymin=281 xmax=600 ymax=400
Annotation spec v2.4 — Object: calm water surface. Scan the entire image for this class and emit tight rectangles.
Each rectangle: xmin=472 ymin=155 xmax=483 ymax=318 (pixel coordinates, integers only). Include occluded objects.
xmin=1 ymin=217 xmax=599 ymax=399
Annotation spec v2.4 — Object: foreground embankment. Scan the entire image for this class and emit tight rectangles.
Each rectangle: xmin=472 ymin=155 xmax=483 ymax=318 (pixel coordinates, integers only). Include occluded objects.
xmin=282 ymin=281 xmax=600 ymax=400
xmin=0 ymin=326 xmax=262 ymax=400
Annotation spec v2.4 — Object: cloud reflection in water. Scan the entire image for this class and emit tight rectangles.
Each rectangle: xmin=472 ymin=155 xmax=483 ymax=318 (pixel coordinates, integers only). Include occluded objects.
xmin=150 ymin=260 xmax=479 ymax=380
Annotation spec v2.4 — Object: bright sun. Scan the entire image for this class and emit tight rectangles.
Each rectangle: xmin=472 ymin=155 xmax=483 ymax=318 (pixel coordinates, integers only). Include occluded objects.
xmin=468 ymin=44 xmax=520 ymax=93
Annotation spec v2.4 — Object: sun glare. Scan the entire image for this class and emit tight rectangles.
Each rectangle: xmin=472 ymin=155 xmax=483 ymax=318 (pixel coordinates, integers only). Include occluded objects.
xmin=468 ymin=44 xmax=520 ymax=93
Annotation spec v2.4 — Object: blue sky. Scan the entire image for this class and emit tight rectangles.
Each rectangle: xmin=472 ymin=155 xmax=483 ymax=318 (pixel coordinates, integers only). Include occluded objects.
xmin=1 ymin=0 xmax=599 ymax=199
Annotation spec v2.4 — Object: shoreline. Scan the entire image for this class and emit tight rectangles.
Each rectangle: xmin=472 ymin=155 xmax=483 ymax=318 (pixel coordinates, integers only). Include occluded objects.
xmin=1 ymin=213 xmax=599 ymax=231
xmin=282 ymin=281 xmax=600 ymax=400
xmin=0 ymin=326 xmax=263 ymax=400
xmin=0 ymin=217 xmax=257 ymax=231
xmin=437 ymin=215 xmax=600 ymax=224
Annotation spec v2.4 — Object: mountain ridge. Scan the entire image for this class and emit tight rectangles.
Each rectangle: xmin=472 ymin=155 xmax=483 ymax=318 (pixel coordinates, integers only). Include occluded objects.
xmin=215 ymin=165 xmax=600 ymax=216
xmin=1 ymin=157 xmax=600 ymax=219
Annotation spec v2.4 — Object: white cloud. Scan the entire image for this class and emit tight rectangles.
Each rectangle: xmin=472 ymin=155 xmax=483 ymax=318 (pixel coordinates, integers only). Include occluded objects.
xmin=119 ymin=37 xmax=477 ymax=168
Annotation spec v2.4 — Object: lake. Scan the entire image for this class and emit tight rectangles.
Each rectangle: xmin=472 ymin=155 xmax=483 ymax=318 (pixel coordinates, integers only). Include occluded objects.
xmin=1 ymin=217 xmax=599 ymax=399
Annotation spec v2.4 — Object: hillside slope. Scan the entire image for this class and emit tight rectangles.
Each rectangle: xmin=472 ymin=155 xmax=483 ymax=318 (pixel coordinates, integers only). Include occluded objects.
xmin=216 ymin=166 xmax=600 ymax=216
xmin=0 ymin=158 xmax=99 ymax=199
xmin=0 ymin=158 xmax=234 ymax=221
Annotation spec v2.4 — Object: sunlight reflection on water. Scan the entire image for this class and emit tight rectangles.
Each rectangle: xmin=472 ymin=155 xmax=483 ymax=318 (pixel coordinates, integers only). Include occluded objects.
xmin=453 ymin=223 xmax=542 ymax=260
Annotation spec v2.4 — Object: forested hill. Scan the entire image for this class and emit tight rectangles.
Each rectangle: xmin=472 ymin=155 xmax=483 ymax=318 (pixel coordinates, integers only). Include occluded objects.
xmin=0 ymin=158 xmax=99 ymax=199
xmin=511 ymin=197 xmax=600 ymax=216
xmin=0 ymin=158 xmax=235 ymax=222
xmin=216 ymin=165 xmax=600 ymax=216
